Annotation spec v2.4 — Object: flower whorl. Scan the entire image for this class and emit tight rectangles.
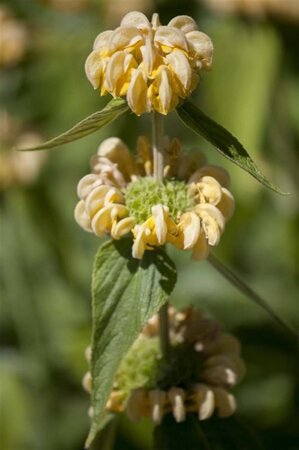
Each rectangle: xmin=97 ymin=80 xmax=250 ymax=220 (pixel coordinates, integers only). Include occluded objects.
xmin=85 ymin=12 xmax=213 ymax=115
xmin=75 ymin=137 xmax=234 ymax=260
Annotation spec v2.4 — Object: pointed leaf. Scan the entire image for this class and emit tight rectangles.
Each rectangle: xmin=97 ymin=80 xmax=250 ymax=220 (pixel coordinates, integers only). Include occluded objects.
xmin=177 ymin=100 xmax=286 ymax=194
xmin=208 ymin=254 xmax=297 ymax=339
xmin=86 ymin=239 xmax=177 ymax=447
xmin=16 ymin=98 xmax=129 ymax=152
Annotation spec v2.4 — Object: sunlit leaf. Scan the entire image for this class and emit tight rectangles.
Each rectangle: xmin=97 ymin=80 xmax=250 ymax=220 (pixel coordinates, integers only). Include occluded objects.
xmin=177 ymin=101 xmax=286 ymax=194
xmin=16 ymin=98 xmax=129 ymax=152
xmin=86 ymin=239 xmax=177 ymax=447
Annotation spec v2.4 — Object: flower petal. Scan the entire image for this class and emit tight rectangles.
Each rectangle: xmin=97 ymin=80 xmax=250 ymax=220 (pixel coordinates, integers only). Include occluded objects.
xmin=154 ymin=26 xmax=188 ymax=52
xmin=192 ymin=231 xmax=209 ymax=260
xmin=74 ymin=200 xmax=92 ymax=232
xmin=217 ymin=188 xmax=235 ymax=221
xmin=193 ymin=384 xmax=215 ymax=420
xmin=168 ymin=15 xmax=198 ymax=34
xmin=166 ymin=49 xmax=192 ymax=93
xmin=213 ymin=387 xmax=236 ymax=418
xmin=108 ymin=26 xmax=142 ymax=53
xmin=152 ymin=204 xmax=168 ymax=244
xmin=127 ymin=68 xmax=150 ymax=116
xmin=179 ymin=212 xmax=200 ymax=249
xmin=93 ymin=30 xmax=113 ymax=52
xmin=84 ymin=51 xmax=105 ymax=89
xmin=186 ymin=30 xmax=213 ymax=70
xmin=120 ymin=11 xmax=150 ymax=29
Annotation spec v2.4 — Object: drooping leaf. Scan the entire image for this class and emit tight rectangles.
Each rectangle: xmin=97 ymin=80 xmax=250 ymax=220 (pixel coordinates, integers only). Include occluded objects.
xmin=16 ymin=97 xmax=129 ymax=152
xmin=86 ymin=239 xmax=177 ymax=447
xmin=177 ymin=101 xmax=286 ymax=194
xmin=208 ymin=254 xmax=297 ymax=339
xmin=153 ymin=413 xmax=211 ymax=450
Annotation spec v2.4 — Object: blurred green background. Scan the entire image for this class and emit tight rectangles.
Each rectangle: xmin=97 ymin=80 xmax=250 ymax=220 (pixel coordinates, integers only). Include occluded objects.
xmin=0 ymin=0 xmax=298 ymax=449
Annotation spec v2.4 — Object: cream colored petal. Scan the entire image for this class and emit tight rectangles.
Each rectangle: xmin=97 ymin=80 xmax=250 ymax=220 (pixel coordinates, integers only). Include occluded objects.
xmin=93 ymin=30 xmax=113 ymax=51
xmin=213 ymin=387 xmax=236 ymax=418
xmin=120 ymin=11 xmax=150 ymax=29
xmin=179 ymin=212 xmax=200 ymax=250
xmin=84 ymin=51 xmax=104 ymax=89
xmin=127 ymin=68 xmax=150 ymax=116
xmin=217 ymin=188 xmax=235 ymax=221
xmin=196 ymin=176 xmax=223 ymax=205
xmin=132 ymin=225 xmax=147 ymax=259
xmin=168 ymin=15 xmax=198 ymax=34
xmin=149 ymin=390 xmax=166 ymax=425
xmin=74 ymin=200 xmax=92 ymax=232
xmin=82 ymin=372 xmax=92 ymax=394
xmin=205 ymin=333 xmax=241 ymax=356
xmin=104 ymin=187 xmax=124 ymax=205
xmin=140 ymin=35 xmax=157 ymax=76
xmin=151 ymin=13 xmax=161 ymax=29
xmin=108 ymin=27 xmax=142 ymax=53
xmin=111 ymin=216 xmax=136 ymax=239
xmin=204 ymin=354 xmax=246 ymax=383
xmin=85 ymin=185 xmax=111 ymax=216
xmin=166 ymin=49 xmax=192 ymax=92
xmin=168 ymin=388 xmax=186 ymax=423
xmin=193 ymin=384 xmax=215 ymax=420
xmin=191 ymin=165 xmax=230 ymax=187
xmin=91 ymin=206 xmax=112 ymax=237
xmin=152 ymin=204 xmax=167 ymax=245
xmin=126 ymin=388 xmax=148 ymax=422
xmin=196 ymin=203 xmax=225 ymax=232
xmin=105 ymin=50 xmax=126 ymax=93
xmin=192 ymin=231 xmax=209 ymax=260
xmin=154 ymin=26 xmax=188 ymax=51
xmin=97 ymin=137 xmax=136 ymax=179
xmin=186 ymin=30 xmax=213 ymax=70
xmin=110 ymin=204 xmax=128 ymax=220
xmin=157 ymin=67 xmax=173 ymax=114
xmin=77 ymin=173 xmax=102 ymax=200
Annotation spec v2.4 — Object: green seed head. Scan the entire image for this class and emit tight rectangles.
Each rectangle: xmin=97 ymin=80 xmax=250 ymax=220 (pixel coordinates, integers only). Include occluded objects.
xmin=124 ymin=177 xmax=194 ymax=223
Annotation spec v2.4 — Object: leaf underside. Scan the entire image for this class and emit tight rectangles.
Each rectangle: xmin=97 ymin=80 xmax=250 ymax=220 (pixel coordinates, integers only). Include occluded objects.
xmin=16 ymin=97 xmax=129 ymax=152
xmin=177 ymin=101 xmax=286 ymax=195
xmin=86 ymin=239 xmax=177 ymax=447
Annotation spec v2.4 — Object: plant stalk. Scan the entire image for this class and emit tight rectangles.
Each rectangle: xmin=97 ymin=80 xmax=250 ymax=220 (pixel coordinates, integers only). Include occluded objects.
xmin=152 ymin=111 xmax=164 ymax=182
xmin=152 ymin=111 xmax=170 ymax=357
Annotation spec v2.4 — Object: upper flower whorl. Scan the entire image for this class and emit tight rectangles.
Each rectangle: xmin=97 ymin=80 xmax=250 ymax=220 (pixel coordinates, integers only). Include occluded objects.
xmin=85 ymin=12 xmax=213 ymax=115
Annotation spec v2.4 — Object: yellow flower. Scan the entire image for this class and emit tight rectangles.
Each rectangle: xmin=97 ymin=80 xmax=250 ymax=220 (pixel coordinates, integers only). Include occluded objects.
xmin=85 ymin=11 xmax=213 ymax=115
xmin=74 ymin=136 xmax=234 ymax=260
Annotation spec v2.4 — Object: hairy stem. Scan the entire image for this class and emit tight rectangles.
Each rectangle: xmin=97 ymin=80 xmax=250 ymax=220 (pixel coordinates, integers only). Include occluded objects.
xmin=152 ymin=111 xmax=164 ymax=182
xmin=152 ymin=111 xmax=170 ymax=356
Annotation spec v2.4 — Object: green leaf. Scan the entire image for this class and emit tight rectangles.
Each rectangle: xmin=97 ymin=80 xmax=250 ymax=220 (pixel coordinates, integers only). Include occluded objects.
xmin=153 ymin=413 xmax=211 ymax=450
xmin=86 ymin=239 xmax=177 ymax=447
xmin=176 ymin=101 xmax=286 ymax=194
xmin=208 ymin=254 xmax=297 ymax=340
xmin=16 ymin=97 xmax=129 ymax=152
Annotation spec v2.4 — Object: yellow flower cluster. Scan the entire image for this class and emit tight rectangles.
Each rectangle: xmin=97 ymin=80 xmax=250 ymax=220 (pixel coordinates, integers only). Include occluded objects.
xmin=85 ymin=11 xmax=213 ymax=115
xmin=83 ymin=307 xmax=246 ymax=424
xmin=74 ymin=136 xmax=234 ymax=259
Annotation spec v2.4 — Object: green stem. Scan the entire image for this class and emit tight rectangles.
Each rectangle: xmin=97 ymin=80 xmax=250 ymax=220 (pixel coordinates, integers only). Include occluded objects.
xmin=152 ymin=111 xmax=170 ymax=357
xmin=152 ymin=111 xmax=164 ymax=182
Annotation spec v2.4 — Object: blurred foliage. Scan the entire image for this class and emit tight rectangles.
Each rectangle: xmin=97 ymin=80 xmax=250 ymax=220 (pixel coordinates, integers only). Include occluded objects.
xmin=0 ymin=0 xmax=298 ymax=449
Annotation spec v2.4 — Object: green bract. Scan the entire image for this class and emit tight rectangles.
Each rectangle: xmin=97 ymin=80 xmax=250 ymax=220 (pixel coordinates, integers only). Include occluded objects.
xmin=124 ymin=177 xmax=194 ymax=223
